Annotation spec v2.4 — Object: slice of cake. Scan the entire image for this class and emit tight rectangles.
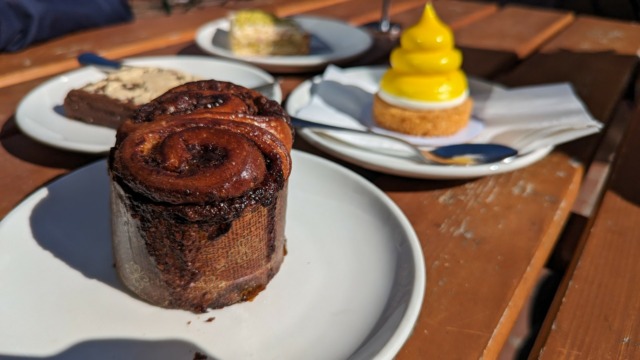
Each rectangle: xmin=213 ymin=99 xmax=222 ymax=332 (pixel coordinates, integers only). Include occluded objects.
xmin=63 ymin=66 xmax=199 ymax=129
xmin=373 ymin=3 xmax=472 ymax=137
xmin=229 ymin=9 xmax=310 ymax=56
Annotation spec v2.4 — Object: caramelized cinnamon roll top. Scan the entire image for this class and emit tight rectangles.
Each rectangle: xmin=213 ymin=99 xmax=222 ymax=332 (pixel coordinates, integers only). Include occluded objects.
xmin=118 ymin=80 xmax=293 ymax=151
xmin=111 ymin=114 xmax=290 ymax=204
xmin=110 ymin=79 xmax=293 ymax=209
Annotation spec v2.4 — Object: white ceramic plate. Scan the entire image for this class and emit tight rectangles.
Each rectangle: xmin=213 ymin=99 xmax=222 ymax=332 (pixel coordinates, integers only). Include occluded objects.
xmin=195 ymin=15 xmax=373 ymax=73
xmin=286 ymin=67 xmax=552 ymax=180
xmin=15 ymin=55 xmax=282 ymax=154
xmin=0 ymin=150 xmax=425 ymax=360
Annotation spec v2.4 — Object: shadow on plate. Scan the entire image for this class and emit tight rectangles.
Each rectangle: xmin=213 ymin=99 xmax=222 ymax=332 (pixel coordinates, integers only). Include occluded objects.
xmin=311 ymin=80 xmax=373 ymax=121
xmin=28 ymin=161 xmax=132 ymax=296
xmin=53 ymin=104 xmax=65 ymax=117
xmin=0 ymin=338 xmax=216 ymax=360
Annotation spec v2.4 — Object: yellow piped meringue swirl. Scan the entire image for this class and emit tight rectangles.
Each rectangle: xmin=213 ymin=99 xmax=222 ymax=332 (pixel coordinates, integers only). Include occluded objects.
xmin=380 ymin=2 xmax=468 ymax=102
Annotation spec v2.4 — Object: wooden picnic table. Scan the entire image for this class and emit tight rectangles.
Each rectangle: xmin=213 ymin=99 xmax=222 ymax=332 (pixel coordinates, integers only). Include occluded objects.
xmin=0 ymin=0 xmax=638 ymax=359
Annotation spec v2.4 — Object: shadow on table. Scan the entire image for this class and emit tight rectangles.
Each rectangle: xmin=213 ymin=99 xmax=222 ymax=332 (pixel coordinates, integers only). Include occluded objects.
xmin=0 ymin=115 xmax=100 ymax=170
xmin=28 ymin=160 xmax=129 ymax=296
xmin=606 ymin=106 xmax=640 ymax=207
xmin=0 ymin=338 xmax=215 ymax=360
xmin=375 ymin=174 xmax=472 ymax=193
xmin=512 ymin=269 xmax=562 ymax=359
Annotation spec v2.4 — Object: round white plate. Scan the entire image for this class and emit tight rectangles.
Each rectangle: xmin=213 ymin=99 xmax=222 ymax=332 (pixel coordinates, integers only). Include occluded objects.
xmin=286 ymin=67 xmax=552 ymax=180
xmin=0 ymin=150 xmax=425 ymax=360
xmin=15 ymin=55 xmax=282 ymax=154
xmin=195 ymin=15 xmax=373 ymax=73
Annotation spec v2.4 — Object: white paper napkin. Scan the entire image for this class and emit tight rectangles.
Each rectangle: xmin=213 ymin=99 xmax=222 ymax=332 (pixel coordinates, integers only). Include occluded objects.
xmin=473 ymin=82 xmax=602 ymax=153
xmin=293 ymin=65 xmax=603 ymax=154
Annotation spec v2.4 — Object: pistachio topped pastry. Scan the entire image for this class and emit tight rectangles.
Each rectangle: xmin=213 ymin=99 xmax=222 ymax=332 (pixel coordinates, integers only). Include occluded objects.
xmin=229 ymin=9 xmax=310 ymax=56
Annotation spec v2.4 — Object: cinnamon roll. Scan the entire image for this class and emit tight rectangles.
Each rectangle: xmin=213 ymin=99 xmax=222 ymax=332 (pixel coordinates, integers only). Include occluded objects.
xmin=119 ymin=80 xmax=293 ymax=150
xmin=109 ymin=80 xmax=292 ymax=312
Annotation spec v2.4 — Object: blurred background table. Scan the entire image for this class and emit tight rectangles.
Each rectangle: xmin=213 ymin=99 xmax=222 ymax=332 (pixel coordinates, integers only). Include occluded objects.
xmin=0 ymin=0 xmax=638 ymax=359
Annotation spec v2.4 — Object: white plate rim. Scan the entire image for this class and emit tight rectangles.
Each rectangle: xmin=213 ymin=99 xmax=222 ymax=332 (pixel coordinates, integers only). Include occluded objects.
xmin=285 ymin=66 xmax=553 ymax=180
xmin=0 ymin=150 xmax=425 ymax=359
xmin=15 ymin=55 xmax=282 ymax=154
xmin=194 ymin=15 xmax=373 ymax=69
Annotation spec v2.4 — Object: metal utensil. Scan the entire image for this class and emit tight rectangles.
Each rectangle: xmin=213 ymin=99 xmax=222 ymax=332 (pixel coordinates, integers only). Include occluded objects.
xmin=290 ymin=117 xmax=518 ymax=166
xmin=361 ymin=0 xmax=402 ymax=36
xmin=77 ymin=52 xmax=123 ymax=71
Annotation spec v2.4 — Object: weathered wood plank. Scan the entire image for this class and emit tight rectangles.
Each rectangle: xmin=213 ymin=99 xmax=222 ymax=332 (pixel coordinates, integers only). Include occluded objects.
xmin=454 ymin=5 xmax=574 ymax=58
xmin=540 ymin=15 xmax=640 ymax=55
xmin=374 ymin=153 xmax=582 ymax=360
xmin=532 ymin=104 xmax=640 ymax=360
xmin=0 ymin=0 xmax=348 ymax=88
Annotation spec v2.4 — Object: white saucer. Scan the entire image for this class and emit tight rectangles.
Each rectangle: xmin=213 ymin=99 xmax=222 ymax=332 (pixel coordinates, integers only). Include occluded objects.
xmin=195 ymin=15 xmax=373 ymax=73
xmin=0 ymin=150 xmax=425 ymax=360
xmin=15 ymin=55 xmax=281 ymax=154
xmin=286 ymin=66 xmax=552 ymax=180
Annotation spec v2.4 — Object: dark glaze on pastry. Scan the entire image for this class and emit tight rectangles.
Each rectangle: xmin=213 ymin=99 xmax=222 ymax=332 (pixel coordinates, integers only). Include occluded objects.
xmin=109 ymin=80 xmax=292 ymax=312
xmin=119 ymin=80 xmax=293 ymax=150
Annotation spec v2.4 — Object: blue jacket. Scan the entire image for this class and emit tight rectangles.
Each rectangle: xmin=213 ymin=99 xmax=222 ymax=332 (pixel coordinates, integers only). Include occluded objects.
xmin=0 ymin=0 xmax=133 ymax=52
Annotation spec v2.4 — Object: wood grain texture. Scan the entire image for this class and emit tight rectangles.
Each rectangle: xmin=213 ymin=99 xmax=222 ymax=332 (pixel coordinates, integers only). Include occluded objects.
xmin=365 ymin=0 xmax=499 ymax=32
xmin=375 ymin=152 xmax=582 ymax=360
xmin=434 ymin=0 xmax=499 ymax=30
xmin=454 ymin=5 xmax=574 ymax=58
xmin=0 ymin=0 xmax=348 ymax=89
xmin=541 ymin=15 xmax=640 ymax=55
xmin=0 ymin=9 xmax=224 ymax=88
xmin=0 ymin=1 xmax=598 ymax=359
xmin=0 ymin=0 xmax=501 ymax=88
xmin=298 ymin=0 xmax=425 ymax=26
xmin=308 ymin=1 xmax=509 ymax=74
xmin=547 ymin=103 xmax=639 ymax=293
xmin=533 ymin=106 xmax=640 ymax=360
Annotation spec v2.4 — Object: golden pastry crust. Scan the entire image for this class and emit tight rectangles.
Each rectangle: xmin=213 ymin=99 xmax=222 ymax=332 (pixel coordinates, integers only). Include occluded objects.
xmin=372 ymin=94 xmax=473 ymax=136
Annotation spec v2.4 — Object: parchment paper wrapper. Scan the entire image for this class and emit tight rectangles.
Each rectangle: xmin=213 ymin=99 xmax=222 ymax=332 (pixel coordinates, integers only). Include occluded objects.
xmin=110 ymin=179 xmax=288 ymax=313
